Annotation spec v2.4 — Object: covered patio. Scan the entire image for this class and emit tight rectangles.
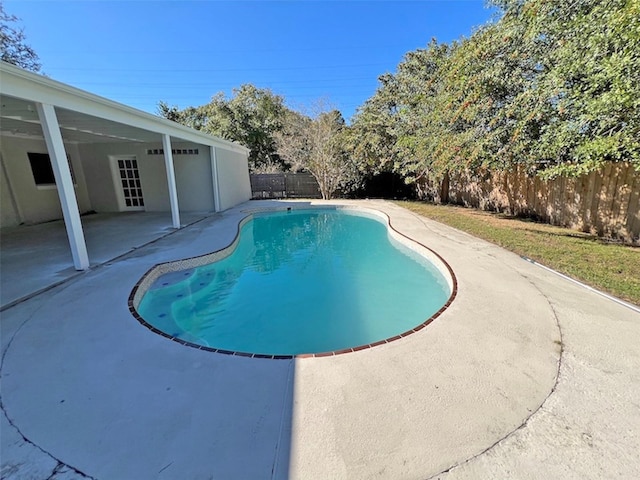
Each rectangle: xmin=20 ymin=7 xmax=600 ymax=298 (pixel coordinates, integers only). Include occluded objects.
xmin=0 ymin=62 xmax=251 ymax=309
xmin=0 ymin=211 xmax=213 ymax=309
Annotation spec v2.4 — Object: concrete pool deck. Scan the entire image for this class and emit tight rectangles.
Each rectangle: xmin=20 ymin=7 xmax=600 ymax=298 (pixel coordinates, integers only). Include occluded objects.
xmin=1 ymin=200 xmax=639 ymax=479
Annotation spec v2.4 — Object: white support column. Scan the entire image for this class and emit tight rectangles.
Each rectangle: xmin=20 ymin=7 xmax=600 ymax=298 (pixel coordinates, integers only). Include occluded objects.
xmin=210 ymin=146 xmax=221 ymax=212
xmin=162 ymin=134 xmax=181 ymax=228
xmin=36 ymin=103 xmax=90 ymax=271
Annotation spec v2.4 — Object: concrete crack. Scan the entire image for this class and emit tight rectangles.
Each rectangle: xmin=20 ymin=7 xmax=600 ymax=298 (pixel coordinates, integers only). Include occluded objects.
xmin=418 ymin=237 xmax=566 ymax=479
xmin=45 ymin=462 xmax=65 ymax=480
xmin=271 ymin=359 xmax=295 ymax=480
xmin=1 ymin=292 xmax=97 ymax=480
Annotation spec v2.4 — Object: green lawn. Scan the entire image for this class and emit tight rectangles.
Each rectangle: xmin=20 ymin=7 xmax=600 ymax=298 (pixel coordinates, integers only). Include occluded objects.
xmin=396 ymin=201 xmax=640 ymax=306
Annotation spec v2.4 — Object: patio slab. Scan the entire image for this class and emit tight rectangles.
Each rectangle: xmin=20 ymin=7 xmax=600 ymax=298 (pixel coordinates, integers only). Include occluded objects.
xmin=0 ymin=211 xmax=210 ymax=309
xmin=1 ymin=200 xmax=638 ymax=479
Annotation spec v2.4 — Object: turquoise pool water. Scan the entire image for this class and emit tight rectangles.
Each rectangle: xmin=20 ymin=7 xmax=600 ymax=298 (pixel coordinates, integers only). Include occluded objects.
xmin=137 ymin=209 xmax=451 ymax=355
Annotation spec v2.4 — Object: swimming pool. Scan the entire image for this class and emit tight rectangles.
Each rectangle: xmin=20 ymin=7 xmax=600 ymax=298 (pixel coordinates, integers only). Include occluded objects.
xmin=130 ymin=208 xmax=455 ymax=357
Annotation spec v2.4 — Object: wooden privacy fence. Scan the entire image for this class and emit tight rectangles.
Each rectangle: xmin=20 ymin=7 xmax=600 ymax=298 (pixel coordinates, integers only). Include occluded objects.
xmin=250 ymin=173 xmax=321 ymax=199
xmin=444 ymin=162 xmax=639 ymax=244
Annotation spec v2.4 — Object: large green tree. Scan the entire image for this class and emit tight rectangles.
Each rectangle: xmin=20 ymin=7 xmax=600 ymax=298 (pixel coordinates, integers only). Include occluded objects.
xmin=466 ymin=0 xmax=640 ymax=177
xmin=0 ymin=2 xmax=41 ymax=72
xmin=522 ymin=0 xmax=640 ymax=177
xmin=347 ymin=72 xmax=400 ymax=176
xmin=159 ymin=84 xmax=288 ymax=172
xmin=350 ymin=40 xmax=457 ymax=198
xmin=350 ymin=0 xmax=640 ymax=196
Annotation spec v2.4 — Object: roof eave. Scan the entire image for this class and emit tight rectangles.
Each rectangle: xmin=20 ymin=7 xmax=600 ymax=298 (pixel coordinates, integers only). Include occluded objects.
xmin=0 ymin=61 xmax=250 ymax=154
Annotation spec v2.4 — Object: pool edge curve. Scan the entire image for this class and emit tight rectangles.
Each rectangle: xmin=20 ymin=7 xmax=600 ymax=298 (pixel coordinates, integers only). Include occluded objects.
xmin=127 ymin=204 xmax=458 ymax=360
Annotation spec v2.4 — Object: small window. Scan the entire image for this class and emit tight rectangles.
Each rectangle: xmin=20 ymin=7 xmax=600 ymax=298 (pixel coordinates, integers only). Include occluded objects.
xmin=147 ymin=148 xmax=198 ymax=156
xmin=28 ymin=152 xmax=76 ymax=186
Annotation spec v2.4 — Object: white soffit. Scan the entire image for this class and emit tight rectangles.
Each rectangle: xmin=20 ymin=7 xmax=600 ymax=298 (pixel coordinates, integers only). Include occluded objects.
xmin=0 ymin=62 xmax=249 ymax=153
xmin=1 ymin=95 xmax=160 ymax=143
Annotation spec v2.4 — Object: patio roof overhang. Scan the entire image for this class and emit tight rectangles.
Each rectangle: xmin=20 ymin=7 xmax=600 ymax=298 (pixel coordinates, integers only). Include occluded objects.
xmin=0 ymin=62 xmax=247 ymax=271
xmin=0 ymin=61 xmax=249 ymax=153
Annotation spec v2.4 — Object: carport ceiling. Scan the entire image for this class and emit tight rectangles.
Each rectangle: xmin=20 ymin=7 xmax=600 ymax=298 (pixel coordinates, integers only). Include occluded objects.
xmin=0 ymin=94 xmax=166 ymax=144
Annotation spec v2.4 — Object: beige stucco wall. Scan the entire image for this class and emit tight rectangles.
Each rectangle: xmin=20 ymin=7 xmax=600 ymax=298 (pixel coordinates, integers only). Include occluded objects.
xmin=215 ymin=147 xmax=251 ymax=211
xmin=76 ymin=142 xmax=120 ymax=212
xmin=0 ymin=153 xmax=20 ymax=227
xmin=79 ymin=141 xmax=216 ymax=213
xmin=1 ymin=135 xmax=249 ymax=228
xmin=0 ymin=135 xmax=92 ymax=227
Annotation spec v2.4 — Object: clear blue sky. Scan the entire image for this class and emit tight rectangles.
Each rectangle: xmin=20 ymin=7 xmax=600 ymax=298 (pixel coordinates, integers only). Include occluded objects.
xmin=7 ymin=0 xmax=497 ymax=122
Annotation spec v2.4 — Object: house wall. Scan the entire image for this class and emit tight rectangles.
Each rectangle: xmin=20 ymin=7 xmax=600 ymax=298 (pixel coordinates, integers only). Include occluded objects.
xmin=215 ymin=147 xmax=251 ymax=211
xmin=175 ymin=152 xmax=216 ymax=212
xmin=79 ymin=141 xmax=216 ymax=213
xmin=76 ymin=142 xmax=120 ymax=212
xmin=0 ymin=153 xmax=20 ymax=227
xmin=0 ymin=135 xmax=92 ymax=227
xmin=0 ymin=134 xmax=249 ymax=228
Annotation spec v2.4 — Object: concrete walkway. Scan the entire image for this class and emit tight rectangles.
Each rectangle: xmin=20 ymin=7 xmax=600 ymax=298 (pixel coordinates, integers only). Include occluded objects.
xmin=1 ymin=200 xmax=638 ymax=479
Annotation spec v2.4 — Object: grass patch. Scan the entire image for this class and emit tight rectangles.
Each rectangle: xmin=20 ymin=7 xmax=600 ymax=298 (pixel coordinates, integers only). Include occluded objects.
xmin=397 ymin=201 xmax=640 ymax=306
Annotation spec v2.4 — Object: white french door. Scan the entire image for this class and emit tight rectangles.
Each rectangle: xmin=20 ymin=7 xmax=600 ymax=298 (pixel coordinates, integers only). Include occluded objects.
xmin=112 ymin=156 xmax=144 ymax=211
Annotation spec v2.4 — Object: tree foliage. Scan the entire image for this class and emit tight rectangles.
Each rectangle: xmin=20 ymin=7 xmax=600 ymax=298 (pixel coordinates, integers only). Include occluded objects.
xmin=525 ymin=0 xmax=640 ymax=177
xmin=158 ymin=0 xmax=638 ymax=196
xmin=350 ymin=0 xmax=640 ymax=194
xmin=275 ymin=103 xmax=360 ymax=200
xmin=0 ymin=2 xmax=41 ymax=72
xmin=159 ymin=84 xmax=288 ymax=172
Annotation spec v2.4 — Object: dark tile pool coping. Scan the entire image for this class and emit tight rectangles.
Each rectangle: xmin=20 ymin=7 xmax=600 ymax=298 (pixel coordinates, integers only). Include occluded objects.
xmin=128 ymin=205 xmax=458 ymax=360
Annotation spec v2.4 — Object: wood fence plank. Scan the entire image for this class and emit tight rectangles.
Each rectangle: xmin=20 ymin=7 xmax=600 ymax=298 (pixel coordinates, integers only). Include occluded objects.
xmin=525 ymin=172 xmax=533 ymax=215
xmin=610 ymin=163 xmax=630 ymax=238
xmin=590 ymin=164 xmax=607 ymax=235
xmin=581 ymin=171 xmax=596 ymax=232
xmin=533 ymin=175 xmax=541 ymax=219
xmin=511 ymin=166 xmax=520 ymax=214
xmin=555 ymin=176 xmax=563 ymax=224
xmin=582 ymin=173 xmax=591 ymax=231
xmin=552 ymin=175 xmax=562 ymax=225
xmin=436 ymin=161 xmax=638 ymax=243
xmin=625 ymin=167 xmax=640 ymax=243
xmin=564 ymin=176 xmax=578 ymax=229
xmin=515 ymin=166 xmax=526 ymax=214
xmin=538 ymin=176 xmax=548 ymax=222
xmin=604 ymin=163 xmax=620 ymax=236
xmin=608 ymin=163 xmax=624 ymax=236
